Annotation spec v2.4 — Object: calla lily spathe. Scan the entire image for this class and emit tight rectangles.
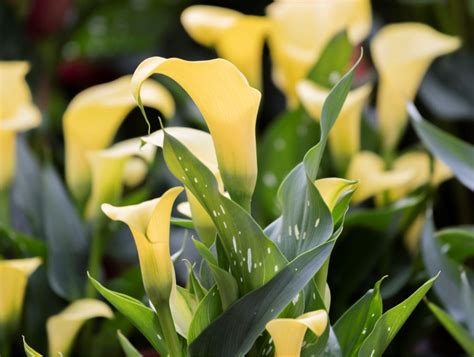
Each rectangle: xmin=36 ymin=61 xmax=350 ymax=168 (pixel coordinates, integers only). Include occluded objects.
xmin=298 ymin=80 xmax=372 ymax=173
xmin=0 ymin=62 xmax=41 ymax=190
xmin=142 ymin=127 xmax=219 ymax=247
xmin=347 ymin=150 xmax=452 ymax=203
xmin=47 ymin=299 xmax=113 ymax=357
xmin=266 ymin=310 xmax=328 ymax=357
xmin=181 ymin=5 xmax=270 ymax=89
xmin=314 ymin=178 xmax=359 ymax=212
xmin=371 ymin=23 xmax=461 ymax=151
xmin=85 ymin=138 xmax=156 ymax=219
xmin=64 ymin=75 xmax=174 ymax=202
xmin=267 ymin=0 xmax=372 ymax=105
xmin=101 ymin=187 xmax=183 ymax=305
xmin=0 ymin=258 xmax=41 ymax=342
xmin=131 ymin=57 xmax=260 ymax=208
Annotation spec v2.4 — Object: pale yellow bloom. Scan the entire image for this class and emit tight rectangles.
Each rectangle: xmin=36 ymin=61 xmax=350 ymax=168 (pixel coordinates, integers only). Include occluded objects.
xmin=131 ymin=57 xmax=260 ymax=207
xmin=371 ymin=23 xmax=461 ymax=151
xmin=84 ymin=138 xmax=156 ymax=219
xmin=101 ymin=187 xmax=183 ymax=305
xmin=347 ymin=151 xmax=415 ymax=203
xmin=63 ymin=75 xmax=174 ymax=202
xmin=0 ymin=62 xmax=41 ymax=190
xmin=314 ymin=178 xmax=359 ymax=211
xmin=0 ymin=258 xmax=41 ymax=335
xmin=181 ymin=5 xmax=270 ymax=89
xmin=298 ymin=80 xmax=372 ymax=173
xmin=266 ymin=310 xmax=328 ymax=357
xmin=267 ymin=0 xmax=372 ymax=105
xmin=47 ymin=299 xmax=113 ymax=357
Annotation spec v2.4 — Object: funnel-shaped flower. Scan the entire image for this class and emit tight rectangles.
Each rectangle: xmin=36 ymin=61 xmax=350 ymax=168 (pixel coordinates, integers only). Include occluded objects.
xmin=143 ymin=127 xmax=219 ymax=246
xmin=181 ymin=5 xmax=270 ymax=89
xmin=371 ymin=23 xmax=461 ymax=151
xmin=131 ymin=57 xmax=261 ymax=208
xmin=267 ymin=0 xmax=372 ymax=105
xmin=0 ymin=62 xmax=41 ymax=190
xmin=298 ymin=80 xmax=372 ymax=173
xmin=63 ymin=75 xmax=174 ymax=202
xmin=266 ymin=310 xmax=328 ymax=357
xmin=0 ymin=258 xmax=41 ymax=343
xmin=47 ymin=299 xmax=113 ymax=357
xmin=85 ymin=138 xmax=156 ymax=219
xmin=347 ymin=151 xmax=415 ymax=203
xmin=101 ymin=187 xmax=183 ymax=305
xmin=314 ymin=178 xmax=359 ymax=211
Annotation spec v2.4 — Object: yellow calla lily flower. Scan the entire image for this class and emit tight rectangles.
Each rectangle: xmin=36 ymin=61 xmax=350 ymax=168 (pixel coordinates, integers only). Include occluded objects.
xmin=47 ymin=299 xmax=113 ymax=356
xmin=298 ymin=80 xmax=372 ymax=173
xmin=85 ymin=138 xmax=156 ymax=219
xmin=314 ymin=178 xmax=359 ymax=211
xmin=64 ymin=75 xmax=174 ymax=202
xmin=267 ymin=0 xmax=372 ymax=105
xmin=371 ymin=23 xmax=461 ymax=151
xmin=385 ymin=151 xmax=452 ymax=202
xmin=143 ymin=127 xmax=219 ymax=246
xmin=181 ymin=5 xmax=270 ymax=89
xmin=347 ymin=151 xmax=415 ymax=203
xmin=0 ymin=258 xmax=41 ymax=342
xmin=101 ymin=186 xmax=183 ymax=305
xmin=0 ymin=62 xmax=41 ymax=190
xmin=131 ymin=57 xmax=260 ymax=208
xmin=266 ymin=310 xmax=328 ymax=357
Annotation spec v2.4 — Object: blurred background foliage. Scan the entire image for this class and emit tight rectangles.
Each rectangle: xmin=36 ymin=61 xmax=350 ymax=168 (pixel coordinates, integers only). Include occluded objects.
xmin=1 ymin=0 xmax=473 ymax=356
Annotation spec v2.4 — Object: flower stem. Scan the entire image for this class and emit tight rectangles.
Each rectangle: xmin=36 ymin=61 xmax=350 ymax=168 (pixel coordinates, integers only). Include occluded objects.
xmin=0 ymin=187 xmax=11 ymax=228
xmin=85 ymin=221 xmax=106 ymax=298
xmin=156 ymin=303 xmax=182 ymax=357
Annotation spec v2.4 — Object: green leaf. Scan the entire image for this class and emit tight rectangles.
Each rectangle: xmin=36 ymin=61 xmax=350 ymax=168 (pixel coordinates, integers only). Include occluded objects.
xmin=192 ymin=239 xmax=238 ymax=310
xmin=188 ymin=285 xmax=222 ymax=344
xmin=0 ymin=225 xmax=46 ymax=258
xmin=421 ymin=211 xmax=465 ymax=323
xmin=117 ymin=330 xmax=142 ymax=357
xmin=22 ymin=336 xmax=42 ymax=357
xmin=307 ymin=31 xmax=353 ymax=88
xmin=436 ymin=227 xmax=474 ymax=263
xmin=408 ymin=103 xmax=474 ymax=190
xmin=88 ymin=274 xmax=167 ymax=355
xmin=188 ymin=240 xmax=335 ymax=357
xmin=185 ymin=260 xmax=207 ymax=302
xmin=426 ymin=300 xmax=474 ymax=355
xmin=163 ymin=131 xmax=287 ymax=294
xmin=460 ymin=270 xmax=474 ymax=335
xmin=358 ymin=274 xmax=438 ymax=357
xmin=42 ymin=165 xmax=88 ymax=300
xmin=334 ymin=277 xmax=385 ymax=356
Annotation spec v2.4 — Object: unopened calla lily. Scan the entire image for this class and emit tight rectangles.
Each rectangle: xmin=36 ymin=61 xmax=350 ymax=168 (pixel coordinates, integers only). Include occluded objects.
xmin=371 ymin=23 xmax=461 ymax=151
xmin=47 ymin=299 xmax=113 ymax=357
xmin=181 ymin=5 xmax=270 ymax=89
xmin=0 ymin=62 xmax=41 ymax=191
xmin=85 ymin=137 xmax=156 ymax=219
xmin=314 ymin=177 xmax=359 ymax=211
xmin=267 ymin=0 xmax=371 ymax=105
xmin=298 ymin=80 xmax=372 ymax=173
xmin=64 ymin=75 xmax=174 ymax=202
xmin=0 ymin=258 xmax=41 ymax=345
xmin=266 ymin=310 xmax=328 ymax=357
xmin=131 ymin=57 xmax=260 ymax=208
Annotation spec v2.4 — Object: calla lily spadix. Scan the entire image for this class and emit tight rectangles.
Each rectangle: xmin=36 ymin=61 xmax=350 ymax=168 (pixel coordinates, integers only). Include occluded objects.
xmin=371 ymin=23 xmax=461 ymax=152
xmin=266 ymin=0 xmax=372 ymax=105
xmin=131 ymin=57 xmax=260 ymax=209
xmin=0 ymin=257 xmax=41 ymax=345
xmin=47 ymin=299 xmax=113 ymax=357
xmin=266 ymin=310 xmax=328 ymax=357
xmin=181 ymin=5 xmax=270 ymax=89
xmin=298 ymin=80 xmax=372 ymax=173
xmin=0 ymin=62 xmax=41 ymax=191
xmin=84 ymin=138 xmax=156 ymax=219
xmin=142 ymin=127 xmax=220 ymax=247
xmin=64 ymin=75 xmax=174 ymax=203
